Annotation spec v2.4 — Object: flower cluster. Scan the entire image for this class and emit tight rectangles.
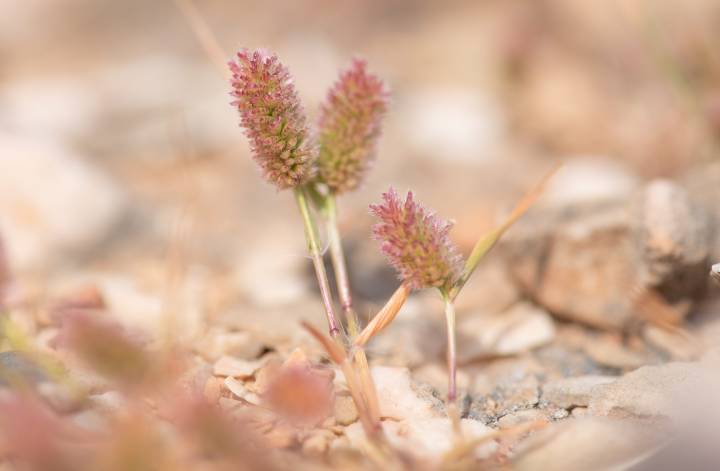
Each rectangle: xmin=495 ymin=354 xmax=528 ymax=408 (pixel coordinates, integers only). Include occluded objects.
xmin=229 ymin=49 xmax=315 ymax=189
xmin=317 ymin=59 xmax=389 ymax=194
xmin=370 ymin=188 xmax=463 ymax=290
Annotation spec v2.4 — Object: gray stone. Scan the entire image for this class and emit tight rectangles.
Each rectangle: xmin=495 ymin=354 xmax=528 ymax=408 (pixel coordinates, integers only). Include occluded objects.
xmin=542 ymin=375 xmax=616 ymax=409
xmin=588 ymin=362 xmax=705 ymax=420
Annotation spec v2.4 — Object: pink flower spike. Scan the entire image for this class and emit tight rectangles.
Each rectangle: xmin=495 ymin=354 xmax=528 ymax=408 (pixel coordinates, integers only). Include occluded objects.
xmin=229 ymin=49 xmax=316 ymax=189
xmin=370 ymin=188 xmax=463 ymax=291
xmin=317 ymin=59 xmax=389 ymax=194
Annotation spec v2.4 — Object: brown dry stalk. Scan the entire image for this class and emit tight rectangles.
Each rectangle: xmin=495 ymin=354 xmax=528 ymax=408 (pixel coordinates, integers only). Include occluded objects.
xmin=173 ymin=0 xmax=229 ymax=77
xmin=449 ymin=164 xmax=561 ymax=301
xmin=301 ymin=322 xmax=383 ymax=438
xmin=354 ymin=282 xmax=411 ymax=347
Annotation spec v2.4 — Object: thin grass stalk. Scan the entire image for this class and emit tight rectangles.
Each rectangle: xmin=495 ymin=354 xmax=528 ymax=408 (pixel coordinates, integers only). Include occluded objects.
xmin=294 ymin=187 xmax=341 ymax=338
xmin=443 ymin=293 xmax=461 ymax=436
xmin=325 ymin=195 xmax=382 ymax=426
xmin=325 ymin=195 xmax=357 ymax=331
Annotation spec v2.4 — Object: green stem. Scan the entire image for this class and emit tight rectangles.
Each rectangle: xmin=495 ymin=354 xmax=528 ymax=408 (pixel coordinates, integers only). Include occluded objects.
xmin=442 ymin=292 xmax=457 ymax=403
xmin=442 ymin=291 xmax=461 ymax=435
xmin=294 ymin=186 xmax=341 ymax=338
xmin=325 ymin=195 xmax=360 ymax=335
xmin=325 ymin=194 xmax=382 ymax=425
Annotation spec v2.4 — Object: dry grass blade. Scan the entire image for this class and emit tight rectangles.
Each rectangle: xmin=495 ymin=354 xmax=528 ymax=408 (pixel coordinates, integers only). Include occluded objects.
xmin=441 ymin=420 xmax=547 ymax=466
xmin=354 ymin=282 xmax=411 ymax=347
xmin=711 ymin=263 xmax=720 ymax=284
xmin=449 ymin=164 xmax=560 ymax=301
xmin=301 ymin=321 xmax=346 ymax=364
xmin=173 ymin=0 xmax=229 ymax=77
xmin=630 ymin=285 xmax=703 ymax=357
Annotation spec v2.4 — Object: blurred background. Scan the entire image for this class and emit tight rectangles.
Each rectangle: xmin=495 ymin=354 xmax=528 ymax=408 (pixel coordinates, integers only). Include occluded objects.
xmin=2 ymin=0 xmax=720 ymax=338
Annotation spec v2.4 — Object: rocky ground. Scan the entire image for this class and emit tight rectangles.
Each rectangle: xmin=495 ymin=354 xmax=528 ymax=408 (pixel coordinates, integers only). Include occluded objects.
xmin=2 ymin=0 xmax=720 ymax=469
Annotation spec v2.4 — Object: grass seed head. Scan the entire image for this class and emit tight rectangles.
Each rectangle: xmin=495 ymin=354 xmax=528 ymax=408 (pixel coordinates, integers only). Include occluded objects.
xmin=371 ymin=188 xmax=463 ymax=290
xmin=229 ymin=49 xmax=316 ymax=189
xmin=317 ymin=59 xmax=389 ymax=194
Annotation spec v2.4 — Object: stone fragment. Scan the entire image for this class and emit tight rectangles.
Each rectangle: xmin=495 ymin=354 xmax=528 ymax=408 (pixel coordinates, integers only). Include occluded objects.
xmin=497 ymin=409 xmax=548 ymax=429
xmin=632 ymin=180 xmax=711 ymax=302
xmin=541 ymin=375 xmax=616 ymax=409
xmin=196 ymin=329 xmax=265 ymax=361
xmin=504 ymin=201 xmax=637 ymax=329
xmin=540 ymin=157 xmax=639 ymax=208
xmin=504 ymin=178 xmax=711 ymax=330
xmin=0 ymin=135 xmax=126 ymax=271
xmin=333 ymin=392 xmax=359 ymax=426
xmin=213 ymin=356 xmax=264 ymax=379
xmin=512 ymin=418 xmax=663 ymax=471
xmin=588 ymin=362 xmax=705 ymax=420
xmin=371 ymin=366 xmax=438 ymax=420
xmin=458 ymin=302 xmax=555 ymax=361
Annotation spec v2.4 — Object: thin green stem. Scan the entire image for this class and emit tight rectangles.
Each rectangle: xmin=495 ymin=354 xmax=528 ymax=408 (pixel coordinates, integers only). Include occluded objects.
xmin=443 ymin=293 xmax=457 ymax=403
xmin=325 ymin=194 xmax=382 ymax=425
xmin=294 ymin=186 xmax=341 ymax=338
xmin=442 ymin=291 xmax=461 ymax=435
xmin=325 ymin=195 xmax=360 ymax=335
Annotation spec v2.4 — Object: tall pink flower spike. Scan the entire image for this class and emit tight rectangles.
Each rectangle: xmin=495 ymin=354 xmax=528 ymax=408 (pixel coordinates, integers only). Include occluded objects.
xmin=317 ymin=59 xmax=389 ymax=194
xmin=229 ymin=49 xmax=316 ymax=189
xmin=370 ymin=188 xmax=463 ymax=291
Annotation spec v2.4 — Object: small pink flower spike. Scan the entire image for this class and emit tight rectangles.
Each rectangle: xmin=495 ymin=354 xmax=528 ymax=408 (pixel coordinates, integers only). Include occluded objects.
xmin=370 ymin=188 xmax=463 ymax=290
xmin=229 ymin=49 xmax=316 ymax=189
xmin=317 ymin=59 xmax=389 ymax=194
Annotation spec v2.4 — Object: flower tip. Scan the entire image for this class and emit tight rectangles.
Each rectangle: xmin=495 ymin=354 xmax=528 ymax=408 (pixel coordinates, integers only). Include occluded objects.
xmin=371 ymin=188 xmax=463 ymax=290
xmin=228 ymin=48 xmax=315 ymax=190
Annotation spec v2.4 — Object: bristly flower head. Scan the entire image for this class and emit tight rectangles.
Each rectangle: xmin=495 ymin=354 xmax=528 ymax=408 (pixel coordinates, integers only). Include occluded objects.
xmin=370 ymin=188 xmax=463 ymax=291
xmin=317 ymin=59 xmax=389 ymax=194
xmin=229 ymin=49 xmax=315 ymax=189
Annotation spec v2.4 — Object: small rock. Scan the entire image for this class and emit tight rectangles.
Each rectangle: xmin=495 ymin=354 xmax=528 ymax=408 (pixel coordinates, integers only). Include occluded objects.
xmin=371 ymin=366 xmax=438 ymax=420
xmin=196 ymin=329 xmax=265 ymax=362
xmin=512 ymin=418 xmax=663 ymax=471
xmin=92 ymin=276 xmax=163 ymax=336
xmin=504 ymin=201 xmax=637 ymax=329
xmin=402 ymin=88 xmax=505 ymax=164
xmin=344 ymin=417 xmax=496 ymax=460
xmin=0 ymin=135 xmax=126 ymax=271
xmin=542 ymin=375 xmax=617 ymax=409
xmin=391 ymin=417 xmax=496 ymax=459
xmin=588 ymin=362 xmax=705 ymax=420
xmin=540 ymin=157 xmax=639 ymax=208
xmin=333 ymin=392 xmax=359 ymax=426
xmin=218 ymin=397 xmax=244 ymax=415
xmin=505 ymin=179 xmax=711 ymax=330
xmin=711 ymin=263 xmax=720 ymax=284
xmin=458 ymin=302 xmax=555 ymax=361
xmin=632 ymin=180 xmax=711 ymax=302
xmin=223 ymin=377 xmax=261 ymax=405
xmin=263 ymin=422 xmax=297 ymax=449
xmin=213 ymin=356 xmax=264 ymax=379
xmin=469 ymin=375 xmax=540 ymax=424
xmin=582 ymin=334 xmax=650 ymax=370
xmin=301 ymin=429 xmax=335 ymax=456
xmin=642 ymin=324 xmax=702 ymax=361
xmin=497 ymin=409 xmax=548 ymax=429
